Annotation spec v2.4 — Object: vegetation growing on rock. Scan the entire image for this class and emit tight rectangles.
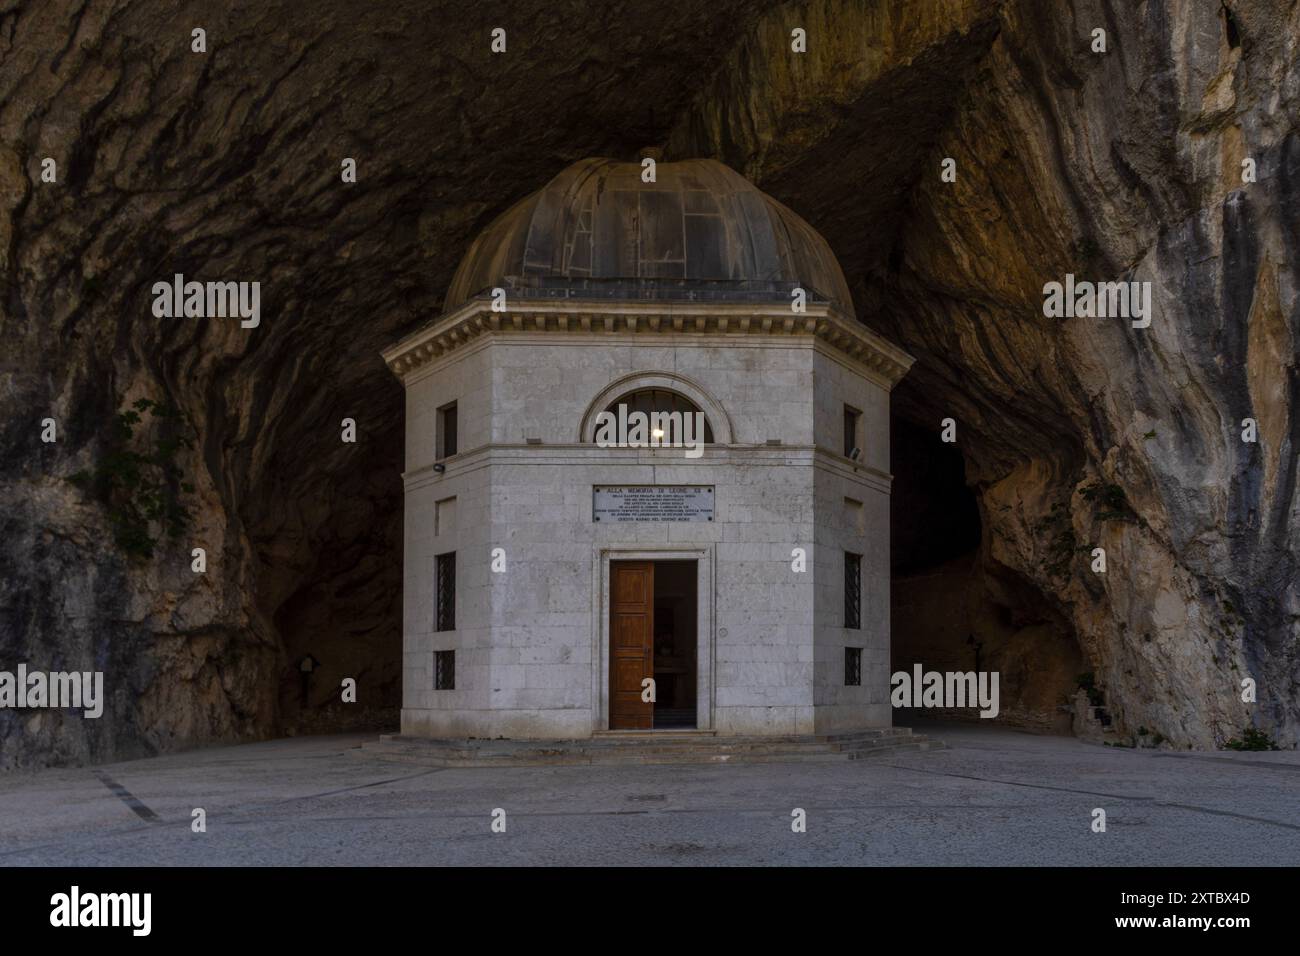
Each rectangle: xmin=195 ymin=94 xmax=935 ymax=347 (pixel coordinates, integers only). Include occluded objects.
xmin=68 ymin=398 xmax=194 ymax=561
xmin=1222 ymin=727 xmax=1281 ymax=751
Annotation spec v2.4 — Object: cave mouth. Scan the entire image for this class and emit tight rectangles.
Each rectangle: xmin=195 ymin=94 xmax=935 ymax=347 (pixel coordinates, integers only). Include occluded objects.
xmin=890 ymin=410 xmax=1085 ymax=735
xmin=263 ymin=416 xmax=406 ymax=740
xmin=263 ymin=396 xmax=1092 ymax=740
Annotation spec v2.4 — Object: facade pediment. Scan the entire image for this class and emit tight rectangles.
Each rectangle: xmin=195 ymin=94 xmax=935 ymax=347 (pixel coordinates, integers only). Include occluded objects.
xmin=383 ymin=297 xmax=914 ymax=390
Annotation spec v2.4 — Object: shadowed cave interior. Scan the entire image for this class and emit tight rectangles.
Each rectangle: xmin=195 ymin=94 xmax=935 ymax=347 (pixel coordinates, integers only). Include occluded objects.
xmin=891 ymin=410 xmax=1084 ymax=732
xmin=241 ymin=5 xmax=1083 ymax=740
xmin=270 ymin=397 xmax=1084 ymax=737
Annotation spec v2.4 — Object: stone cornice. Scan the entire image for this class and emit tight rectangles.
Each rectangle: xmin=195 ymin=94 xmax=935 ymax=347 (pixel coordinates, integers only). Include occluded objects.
xmin=401 ymin=442 xmax=895 ymax=495
xmin=381 ymin=298 xmax=915 ymax=388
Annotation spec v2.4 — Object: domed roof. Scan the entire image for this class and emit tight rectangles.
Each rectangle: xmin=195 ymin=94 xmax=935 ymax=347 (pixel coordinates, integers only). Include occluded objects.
xmin=444 ymin=157 xmax=853 ymax=317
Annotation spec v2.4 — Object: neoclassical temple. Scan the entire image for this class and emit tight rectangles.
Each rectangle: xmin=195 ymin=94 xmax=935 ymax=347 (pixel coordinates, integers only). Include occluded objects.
xmin=382 ymin=157 xmax=913 ymax=738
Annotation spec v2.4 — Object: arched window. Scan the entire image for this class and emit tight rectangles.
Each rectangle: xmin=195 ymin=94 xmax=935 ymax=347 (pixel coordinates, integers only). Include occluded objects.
xmin=597 ymin=388 xmax=714 ymax=444
xmin=578 ymin=372 xmax=733 ymax=444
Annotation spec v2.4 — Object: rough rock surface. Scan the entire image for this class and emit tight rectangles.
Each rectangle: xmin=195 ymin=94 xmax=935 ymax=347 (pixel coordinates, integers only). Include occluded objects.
xmin=669 ymin=0 xmax=1299 ymax=747
xmin=0 ymin=0 xmax=1295 ymax=767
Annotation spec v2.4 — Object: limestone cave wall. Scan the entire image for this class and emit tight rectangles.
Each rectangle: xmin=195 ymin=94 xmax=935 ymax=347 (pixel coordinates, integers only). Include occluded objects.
xmin=666 ymin=0 xmax=1299 ymax=746
xmin=1 ymin=0 xmax=1296 ymax=766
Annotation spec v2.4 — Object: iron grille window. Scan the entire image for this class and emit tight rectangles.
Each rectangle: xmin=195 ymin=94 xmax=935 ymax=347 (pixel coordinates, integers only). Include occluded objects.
xmin=844 ymin=552 xmax=861 ymax=629
xmin=434 ymin=650 xmax=455 ymax=690
xmin=436 ymin=552 xmax=456 ymax=631
xmin=845 ymin=647 xmax=862 ymax=686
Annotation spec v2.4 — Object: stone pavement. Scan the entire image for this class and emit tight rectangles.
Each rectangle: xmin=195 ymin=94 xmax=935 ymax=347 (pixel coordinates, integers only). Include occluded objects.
xmin=0 ymin=723 xmax=1296 ymax=866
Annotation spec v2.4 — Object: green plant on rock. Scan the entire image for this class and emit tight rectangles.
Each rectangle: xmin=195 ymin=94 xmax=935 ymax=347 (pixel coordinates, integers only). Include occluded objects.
xmin=1079 ymin=480 xmax=1136 ymax=522
xmin=1222 ymin=727 xmax=1280 ymax=752
xmin=1034 ymin=500 xmax=1078 ymax=578
xmin=68 ymin=398 xmax=196 ymax=560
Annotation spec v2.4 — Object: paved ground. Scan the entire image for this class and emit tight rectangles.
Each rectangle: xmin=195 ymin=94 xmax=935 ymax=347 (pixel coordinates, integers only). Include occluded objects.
xmin=1 ymin=723 xmax=1297 ymax=865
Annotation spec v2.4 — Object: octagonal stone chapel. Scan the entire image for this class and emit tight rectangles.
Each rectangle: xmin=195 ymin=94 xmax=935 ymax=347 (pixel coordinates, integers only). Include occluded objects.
xmin=382 ymin=157 xmax=914 ymax=739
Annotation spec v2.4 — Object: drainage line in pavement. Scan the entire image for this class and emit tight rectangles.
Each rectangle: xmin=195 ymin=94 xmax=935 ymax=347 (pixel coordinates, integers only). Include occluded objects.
xmin=92 ymin=770 xmax=161 ymax=822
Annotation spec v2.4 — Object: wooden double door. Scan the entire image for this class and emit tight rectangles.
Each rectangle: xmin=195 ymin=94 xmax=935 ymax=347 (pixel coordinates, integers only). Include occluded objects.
xmin=609 ymin=561 xmax=656 ymax=730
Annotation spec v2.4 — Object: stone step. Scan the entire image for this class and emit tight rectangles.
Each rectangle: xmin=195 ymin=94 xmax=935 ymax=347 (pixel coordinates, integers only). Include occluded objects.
xmin=369 ymin=738 xmax=904 ymax=749
xmin=364 ymin=734 xmax=916 ymax=758
xmin=375 ymin=727 xmax=912 ymax=751
xmin=591 ymin=734 xmax=717 ymax=741
xmin=375 ymin=731 xmax=904 ymax=747
xmin=353 ymin=728 xmax=944 ymax=767
xmin=847 ymin=740 xmax=945 ymax=759
xmin=364 ymin=746 xmax=922 ymax=767
xmin=590 ymin=740 xmax=941 ymax=764
xmin=365 ymin=744 xmax=837 ymax=760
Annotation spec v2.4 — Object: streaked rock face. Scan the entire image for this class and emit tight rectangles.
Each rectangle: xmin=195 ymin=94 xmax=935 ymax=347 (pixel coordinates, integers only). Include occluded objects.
xmin=1 ymin=0 xmax=1294 ymax=766
xmin=671 ymin=0 xmax=1299 ymax=747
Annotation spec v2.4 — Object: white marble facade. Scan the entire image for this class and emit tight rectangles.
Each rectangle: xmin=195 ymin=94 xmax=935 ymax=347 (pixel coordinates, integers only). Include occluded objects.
xmin=382 ymin=158 xmax=913 ymax=739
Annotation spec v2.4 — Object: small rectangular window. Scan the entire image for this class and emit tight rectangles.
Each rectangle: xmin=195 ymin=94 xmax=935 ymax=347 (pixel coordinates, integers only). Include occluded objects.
xmin=844 ymin=497 xmax=864 ymax=535
xmin=435 ymin=496 xmax=457 ymax=536
xmin=434 ymin=650 xmax=455 ymax=690
xmin=845 ymin=647 xmax=862 ymax=686
xmin=844 ymin=552 xmax=861 ymax=629
xmin=438 ymin=402 xmax=458 ymax=458
xmin=843 ymin=406 xmax=861 ymax=458
xmin=436 ymin=552 xmax=456 ymax=632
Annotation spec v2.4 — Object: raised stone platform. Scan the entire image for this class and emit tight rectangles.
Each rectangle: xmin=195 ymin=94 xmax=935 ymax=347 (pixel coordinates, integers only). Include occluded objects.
xmin=353 ymin=727 xmax=945 ymax=767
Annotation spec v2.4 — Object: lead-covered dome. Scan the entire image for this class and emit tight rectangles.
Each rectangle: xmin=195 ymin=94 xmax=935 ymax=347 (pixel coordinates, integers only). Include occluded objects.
xmin=444 ymin=157 xmax=853 ymax=317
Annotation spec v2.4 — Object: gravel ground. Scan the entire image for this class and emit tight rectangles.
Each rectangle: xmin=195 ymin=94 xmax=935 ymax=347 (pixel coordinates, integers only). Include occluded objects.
xmin=1 ymin=723 xmax=1297 ymax=866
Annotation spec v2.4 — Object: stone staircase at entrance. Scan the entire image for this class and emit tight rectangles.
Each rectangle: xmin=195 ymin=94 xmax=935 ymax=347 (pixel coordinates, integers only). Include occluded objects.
xmin=353 ymin=726 xmax=945 ymax=767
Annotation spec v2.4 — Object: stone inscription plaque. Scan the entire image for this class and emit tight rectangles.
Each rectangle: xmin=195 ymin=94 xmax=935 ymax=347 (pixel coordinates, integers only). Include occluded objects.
xmin=593 ymin=486 xmax=714 ymax=522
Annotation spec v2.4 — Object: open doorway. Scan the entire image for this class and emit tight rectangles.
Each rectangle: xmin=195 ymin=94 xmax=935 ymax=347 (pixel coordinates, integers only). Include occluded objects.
xmin=651 ymin=561 xmax=698 ymax=728
xmin=609 ymin=560 xmax=698 ymax=730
